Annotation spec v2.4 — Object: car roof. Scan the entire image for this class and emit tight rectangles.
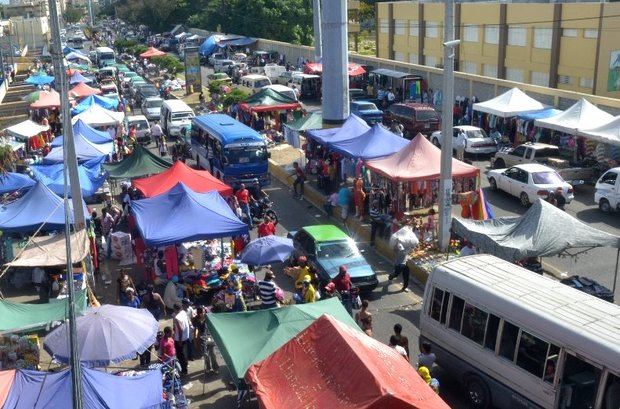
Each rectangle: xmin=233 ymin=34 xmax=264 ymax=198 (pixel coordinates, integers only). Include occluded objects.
xmin=395 ymin=102 xmax=436 ymax=110
xmin=520 ymin=142 xmax=558 ymax=150
xmin=455 ymin=125 xmax=482 ymax=131
xmin=512 ymin=163 xmax=557 ymax=173
xmin=302 ymin=225 xmax=349 ymax=242
xmin=126 ymin=115 xmax=148 ymax=121
xmin=241 ymin=74 xmax=269 ymax=80
xmin=144 ymin=96 xmax=163 ymax=102
xmin=351 ymin=100 xmax=376 ymax=105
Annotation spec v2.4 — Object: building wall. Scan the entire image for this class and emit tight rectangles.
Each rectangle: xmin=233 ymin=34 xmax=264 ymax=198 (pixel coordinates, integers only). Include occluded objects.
xmin=376 ymin=1 xmax=620 ymax=99
xmin=11 ymin=17 xmax=50 ymax=49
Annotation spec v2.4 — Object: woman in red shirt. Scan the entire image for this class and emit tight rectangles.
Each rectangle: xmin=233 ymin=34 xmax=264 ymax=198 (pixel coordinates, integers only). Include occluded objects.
xmin=159 ymin=326 xmax=176 ymax=362
xmin=257 ymin=216 xmax=276 ymax=237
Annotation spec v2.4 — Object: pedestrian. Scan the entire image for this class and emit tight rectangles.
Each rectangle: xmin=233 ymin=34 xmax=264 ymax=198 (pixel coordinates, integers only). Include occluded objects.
xmin=455 ymin=129 xmax=467 ymax=161
xmin=142 ymin=283 xmax=166 ymax=320
xmin=292 ymin=162 xmax=306 ymax=199
xmin=123 ymin=287 xmax=140 ymax=309
xmin=393 ymin=323 xmax=410 ymax=359
xmin=32 ymin=266 xmax=48 ymax=302
xmin=159 ymin=326 xmax=176 ymax=362
xmin=150 ymin=120 xmax=163 ymax=147
xmin=193 ymin=306 xmax=219 ymax=373
xmin=354 ymin=177 xmax=366 ymax=220
xmin=207 ymin=142 xmax=215 ymax=173
xmin=101 ymin=208 xmax=115 ymax=258
xmin=355 ymin=300 xmax=373 ymax=336
xmin=172 ymin=303 xmax=190 ymax=375
xmin=332 ymin=265 xmax=353 ymax=314
xmin=324 ymin=190 xmax=339 ymax=216
xmin=417 ymin=341 xmax=437 ymax=371
xmin=387 ymin=88 xmax=395 ymax=105
xmin=369 ymin=201 xmax=382 ymax=246
xmin=235 ymin=183 xmax=252 ymax=228
xmin=338 ymin=183 xmax=352 ymax=222
xmin=159 ymin=135 xmax=168 ymax=156
xmin=257 ymin=270 xmax=279 ymax=309
xmin=182 ymin=298 xmax=196 ymax=360
xmin=418 ymin=366 xmax=440 ymax=393
xmin=389 ymin=335 xmax=408 ymax=358
xmin=388 ymin=234 xmax=411 ymax=292
xmin=257 ymin=216 xmax=276 ymax=237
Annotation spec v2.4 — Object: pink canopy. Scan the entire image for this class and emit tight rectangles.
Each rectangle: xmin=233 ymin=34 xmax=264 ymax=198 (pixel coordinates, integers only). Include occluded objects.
xmin=365 ymin=133 xmax=480 ymax=182
xmin=304 ymin=62 xmax=366 ymax=77
xmin=140 ymin=47 xmax=166 ymax=58
xmin=0 ymin=369 xmax=15 ymax=407
xmin=30 ymin=90 xmax=61 ymax=108
xmin=69 ymin=82 xmax=101 ymax=98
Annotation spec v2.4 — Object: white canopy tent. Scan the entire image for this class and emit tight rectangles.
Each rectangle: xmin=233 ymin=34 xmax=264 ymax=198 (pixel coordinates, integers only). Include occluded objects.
xmin=472 ymin=87 xmax=547 ymax=118
xmin=578 ymin=116 xmax=620 ymax=146
xmin=535 ymin=98 xmax=613 ymax=134
xmin=71 ymin=104 xmax=124 ymax=127
xmin=5 ymin=120 xmax=49 ymax=141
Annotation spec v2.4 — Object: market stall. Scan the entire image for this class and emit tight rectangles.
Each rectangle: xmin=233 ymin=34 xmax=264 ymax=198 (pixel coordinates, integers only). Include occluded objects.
xmin=30 ymin=156 xmax=107 ymax=198
xmin=132 ymin=160 xmax=232 ymax=198
xmin=5 ymin=230 xmax=90 ymax=268
xmin=70 ymin=104 xmax=124 ymax=127
xmin=306 ymin=114 xmax=369 ymax=145
xmin=30 ymin=90 xmax=61 ymax=109
xmin=65 ymin=51 xmax=92 ymax=65
xmin=328 ymin=123 xmax=409 ymax=160
xmin=51 ymin=119 xmax=113 ymax=148
xmin=71 ymin=95 xmax=119 ymax=115
xmin=0 ymin=172 xmax=35 ymax=194
xmin=282 ymin=112 xmax=323 ymax=148
xmin=68 ymin=71 xmax=93 ymax=84
xmin=102 ymin=145 xmax=172 ymax=180
xmin=24 ymin=74 xmax=55 ymax=86
xmin=238 ymin=88 xmax=301 ymax=133
xmin=4 ymin=119 xmax=50 ymax=154
xmin=139 ymin=46 xmax=166 ymax=58
xmin=246 ymin=315 xmax=450 ymax=409
xmin=68 ymin=81 xmax=101 ymax=98
xmin=43 ymin=126 xmax=114 ymax=164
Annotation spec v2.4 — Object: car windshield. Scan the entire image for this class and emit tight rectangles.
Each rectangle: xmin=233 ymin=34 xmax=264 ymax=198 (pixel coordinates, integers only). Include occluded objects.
xmin=415 ymin=110 xmax=439 ymax=121
xmin=172 ymin=112 xmax=194 ymax=121
xmin=316 ymin=240 xmax=359 ymax=259
xmin=356 ymin=103 xmax=378 ymax=111
xmin=536 ymin=148 xmax=560 ymax=158
xmin=225 ymin=146 xmax=267 ymax=164
xmin=254 ymin=79 xmax=270 ymax=87
xmin=129 ymin=121 xmax=149 ymax=130
xmin=141 ymin=88 xmax=159 ymax=96
xmin=465 ymin=129 xmax=488 ymax=139
xmin=532 ymin=171 xmax=564 ymax=185
xmin=146 ymin=99 xmax=162 ymax=108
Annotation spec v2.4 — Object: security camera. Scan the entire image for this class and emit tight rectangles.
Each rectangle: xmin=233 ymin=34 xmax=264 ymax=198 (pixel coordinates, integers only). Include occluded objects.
xmin=443 ymin=39 xmax=461 ymax=47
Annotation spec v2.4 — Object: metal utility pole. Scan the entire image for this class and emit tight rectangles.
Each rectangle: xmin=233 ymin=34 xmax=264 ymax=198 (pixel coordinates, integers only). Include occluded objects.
xmin=9 ymin=22 xmax=15 ymax=66
xmin=48 ymin=0 xmax=87 ymax=406
xmin=87 ymin=0 xmax=94 ymax=28
xmin=312 ymin=0 xmax=322 ymax=62
xmin=438 ymin=0 xmax=459 ymax=251
xmin=321 ymin=0 xmax=349 ymax=125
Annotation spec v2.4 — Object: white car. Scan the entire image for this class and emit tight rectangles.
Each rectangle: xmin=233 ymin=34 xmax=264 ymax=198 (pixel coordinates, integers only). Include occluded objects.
xmin=487 ymin=163 xmax=574 ymax=207
xmin=213 ymin=59 xmax=234 ymax=73
xmin=594 ymin=167 xmax=620 ymax=213
xmin=431 ymin=125 xmax=497 ymax=155
xmin=276 ymin=70 xmax=302 ymax=86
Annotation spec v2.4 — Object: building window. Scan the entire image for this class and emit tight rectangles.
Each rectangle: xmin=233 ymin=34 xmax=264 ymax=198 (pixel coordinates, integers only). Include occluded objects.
xmin=461 ymin=61 xmax=477 ymax=74
xmin=426 ymin=22 xmax=439 ymax=38
xmin=395 ymin=20 xmax=406 ymax=36
xmin=562 ymin=28 xmax=578 ymax=38
xmin=379 ymin=19 xmax=389 ymax=34
xmin=531 ymin=71 xmax=549 ymax=87
xmin=533 ymin=27 xmax=552 ymax=49
xmin=508 ymin=26 xmax=527 ymax=46
xmin=409 ymin=53 xmax=419 ymax=64
xmin=557 ymin=74 xmax=572 ymax=85
xmin=394 ymin=51 xmax=406 ymax=62
xmin=425 ymin=56 xmax=439 ymax=68
xmin=409 ymin=21 xmax=419 ymax=37
xmin=580 ymin=77 xmax=593 ymax=89
xmin=483 ymin=64 xmax=498 ymax=78
xmin=584 ymin=28 xmax=598 ymax=39
xmin=485 ymin=25 xmax=499 ymax=44
xmin=506 ymin=67 xmax=525 ymax=83
xmin=463 ymin=25 xmax=479 ymax=42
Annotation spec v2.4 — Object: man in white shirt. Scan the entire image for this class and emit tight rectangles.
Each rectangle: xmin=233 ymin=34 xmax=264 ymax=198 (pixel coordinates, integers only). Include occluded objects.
xmin=455 ymin=130 xmax=467 ymax=161
xmin=32 ymin=267 xmax=48 ymax=301
xmin=387 ymin=88 xmax=396 ymax=104
xmin=173 ymin=303 xmax=190 ymax=374
xmin=389 ymin=335 xmax=408 ymax=358
xmin=150 ymin=121 xmax=163 ymax=147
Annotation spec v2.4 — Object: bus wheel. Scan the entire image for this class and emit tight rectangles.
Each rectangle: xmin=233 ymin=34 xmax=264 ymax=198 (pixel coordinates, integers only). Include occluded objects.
xmin=465 ymin=375 xmax=491 ymax=409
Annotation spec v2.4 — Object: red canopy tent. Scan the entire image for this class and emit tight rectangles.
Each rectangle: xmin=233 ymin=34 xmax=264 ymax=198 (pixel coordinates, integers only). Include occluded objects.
xmin=246 ymin=315 xmax=450 ymax=409
xmin=365 ymin=133 xmax=479 ymax=182
xmin=30 ymin=90 xmax=61 ymax=109
xmin=140 ymin=47 xmax=166 ymax=58
xmin=304 ymin=62 xmax=366 ymax=77
xmin=69 ymin=82 xmax=101 ymax=98
xmin=132 ymin=160 xmax=232 ymax=198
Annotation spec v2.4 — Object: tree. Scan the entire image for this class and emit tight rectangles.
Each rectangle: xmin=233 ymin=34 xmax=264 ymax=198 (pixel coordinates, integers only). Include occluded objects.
xmin=64 ymin=5 xmax=85 ymax=24
xmin=151 ymin=55 xmax=183 ymax=74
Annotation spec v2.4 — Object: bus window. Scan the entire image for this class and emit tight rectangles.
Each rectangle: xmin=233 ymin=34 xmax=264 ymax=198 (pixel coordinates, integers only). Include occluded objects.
xmin=439 ymin=291 xmax=450 ymax=325
xmin=498 ymin=321 xmax=519 ymax=361
xmin=603 ymin=372 xmax=620 ymax=409
xmin=461 ymin=303 xmax=488 ymax=345
xmin=558 ymin=353 xmax=601 ymax=409
xmin=515 ymin=331 xmax=551 ymax=378
xmin=543 ymin=345 xmax=559 ymax=384
xmin=430 ymin=287 xmax=444 ymax=321
xmin=484 ymin=314 xmax=500 ymax=352
xmin=448 ymin=296 xmax=465 ymax=331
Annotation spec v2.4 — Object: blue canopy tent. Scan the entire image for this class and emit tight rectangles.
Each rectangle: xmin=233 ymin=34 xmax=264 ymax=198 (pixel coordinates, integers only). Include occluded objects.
xmin=30 ymin=157 xmax=107 ymax=198
xmin=71 ymin=95 xmax=119 ymax=115
xmin=25 ymin=74 xmax=55 ymax=85
xmin=51 ymin=119 xmax=114 ymax=147
xmin=44 ymin=128 xmax=113 ymax=164
xmin=68 ymin=71 xmax=93 ymax=84
xmin=131 ymin=183 xmax=248 ymax=247
xmin=306 ymin=114 xmax=370 ymax=145
xmin=517 ymin=108 xmax=563 ymax=121
xmin=328 ymin=124 xmax=409 ymax=159
xmin=0 ymin=182 xmax=90 ymax=233
xmin=63 ymin=46 xmax=77 ymax=55
xmin=199 ymin=34 xmax=223 ymax=56
xmin=65 ymin=51 xmax=92 ymax=64
xmin=0 ymin=172 xmax=35 ymax=194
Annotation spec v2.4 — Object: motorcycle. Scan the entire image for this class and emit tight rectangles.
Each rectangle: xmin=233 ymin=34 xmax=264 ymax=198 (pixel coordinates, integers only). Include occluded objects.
xmin=250 ymin=198 xmax=278 ymax=224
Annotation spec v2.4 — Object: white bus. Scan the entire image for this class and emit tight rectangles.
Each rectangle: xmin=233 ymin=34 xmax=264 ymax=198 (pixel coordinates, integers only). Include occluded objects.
xmin=420 ymin=254 xmax=620 ymax=409
xmin=95 ymin=46 xmax=116 ymax=68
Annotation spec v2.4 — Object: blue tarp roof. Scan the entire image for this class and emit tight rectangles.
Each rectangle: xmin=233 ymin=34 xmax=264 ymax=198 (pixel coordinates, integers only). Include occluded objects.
xmin=4 ymin=366 xmax=163 ymax=409
xmin=306 ymin=115 xmax=370 ymax=145
xmin=30 ymin=157 xmax=107 ymax=198
xmin=63 ymin=46 xmax=77 ymax=55
xmin=132 ymin=183 xmax=248 ymax=247
xmin=328 ymin=124 xmax=409 ymax=159
xmin=218 ymin=37 xmax=256 ymax=47
xmin=193 ymin=114 xmax=263 ymax=146
xmin=71 ymin=95 xmax=119 ymax=115
xmin=52 ymin=119 xmax=114 ymax=147
xmin=0 ymin=172 xmax=35 ymax=194
xmin=25 ymin=74 xmax=55 ymax=85
xmin=199 ymin=34 xmax=221 ymax=56
xmin=517 ymin=108 xmax=563 ymax=121
xmin=68 ymin=71 xmax=93 ymax=84
xmin=44 ymin=128 xmax=113 ymax=164
xmin=0 ymin=182 xmax=90 ymax=232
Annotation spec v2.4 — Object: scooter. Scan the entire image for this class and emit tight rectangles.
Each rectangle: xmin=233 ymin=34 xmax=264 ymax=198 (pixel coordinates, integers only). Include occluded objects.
xmin=250 ymin=198 xmax=278 ymax=224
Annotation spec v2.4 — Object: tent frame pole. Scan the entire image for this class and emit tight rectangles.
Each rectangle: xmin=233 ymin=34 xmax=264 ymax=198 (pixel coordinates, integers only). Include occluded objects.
xmin=613 ymin=248 xmax=619 ymax=295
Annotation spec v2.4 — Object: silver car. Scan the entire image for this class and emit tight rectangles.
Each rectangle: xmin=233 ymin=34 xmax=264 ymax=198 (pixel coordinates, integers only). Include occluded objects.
xmin=431 ymin=125 xmax=498 ymax=155
xmin=141 ymin=97 xmax=163 ymax=121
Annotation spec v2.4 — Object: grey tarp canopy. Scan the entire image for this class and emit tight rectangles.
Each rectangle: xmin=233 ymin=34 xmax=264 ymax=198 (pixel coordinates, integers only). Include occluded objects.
xmin=451 ymin=199 xmax=620 ymax=261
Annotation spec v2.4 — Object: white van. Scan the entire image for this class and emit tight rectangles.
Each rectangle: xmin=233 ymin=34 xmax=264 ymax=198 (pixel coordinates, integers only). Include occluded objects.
xmin=262 ymin=84 xmax=298 ymax=101
xmin=263 ymin=63 xmax=286 ymax=81
xmin=238 ymin=74 xmax=272 ymax=95
xmin=160 ymin=99 xmax=195 ymax=137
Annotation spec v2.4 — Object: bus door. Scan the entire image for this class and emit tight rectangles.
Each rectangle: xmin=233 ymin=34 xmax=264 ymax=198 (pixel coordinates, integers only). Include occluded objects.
xmin=212 ymin=140 xmax=225 ymax=179
xmin=556 ymin=351 xmax=602 ymax=409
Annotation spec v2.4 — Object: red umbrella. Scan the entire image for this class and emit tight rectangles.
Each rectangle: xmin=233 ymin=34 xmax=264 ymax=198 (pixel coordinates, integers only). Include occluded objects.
xmin=69 ymin=82 xmax=102 ymax=98
xmin=30 ymin=90 xmax=61 ymax=108
xmin=139 ymin=47 xmax=166 ymax=58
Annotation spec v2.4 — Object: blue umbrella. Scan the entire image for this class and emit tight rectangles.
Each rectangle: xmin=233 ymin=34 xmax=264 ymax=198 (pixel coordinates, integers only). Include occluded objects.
xmin=240 ymin=235 xmax=295 ymax=265
xmin=43 ymin=305 xmax=158 ymax=367
xmin=25 ymin=74 xmax=55 ymax=85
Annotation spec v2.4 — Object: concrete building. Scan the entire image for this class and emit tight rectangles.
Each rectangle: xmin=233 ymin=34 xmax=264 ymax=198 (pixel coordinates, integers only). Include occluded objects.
xmin=376 ymin=1 xmax=620 ymax=98
xmin=348 ymin=0 xmax=360 ymax=51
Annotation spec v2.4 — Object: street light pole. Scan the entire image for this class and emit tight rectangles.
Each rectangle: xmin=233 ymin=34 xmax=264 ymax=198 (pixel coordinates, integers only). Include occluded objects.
xmin=438 ymin=0 xmax=458 ymax=251
xmin=312 ymin=0 xmax=322 ymax=62
xmin=87 ymin=0 xmax=94 ymax=27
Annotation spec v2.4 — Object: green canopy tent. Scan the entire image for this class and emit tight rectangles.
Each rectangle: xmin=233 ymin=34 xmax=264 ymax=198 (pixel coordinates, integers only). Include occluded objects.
xmin=283 ymin=113 xmax=323 ymax=148
xmin=0 ymin=290 xmax=87 ymax=334
xmin=206 ymin=298 xmax=359 ymax=382
xmin=239 ymin=88 xmax=301 ymax=114
xmin=103 ymin=145 xmax=172 ymax=179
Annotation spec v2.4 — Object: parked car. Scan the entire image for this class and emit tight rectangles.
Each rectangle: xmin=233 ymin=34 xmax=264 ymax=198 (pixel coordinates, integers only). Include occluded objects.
xmin=288 ymin=225 xmax=379 ymax=293
xmin=213 ymin=59 xmax=235 ymax=73
xmin=100 ymin=82 xmax=119 ymax=101
xmin=594 ymin=167 xmax=620 ymax=213
xmin=262 ymin=84 xmax=298 ymax=101
xmin=141 ymin=96 xmax=163 ymax=121
xmin=430 ymin=125 xmax=497 ymax=155
xmin=487 ymin=163 xmax=574 ymax=207
xmin=125 ymin=115 xmax=151 ymax=145
xmin=349 ymin=101 xmax=383 ymax=125
xmin=560 ymin=275 xmax=614 ymax=303
xmin=276 ymin=70 xmax=301 ymax=86
xmin=135 ymin=84 xmax=159 ymax=105
xmin=382 ymin=102 xmax=440 ymax=138
xmin=206 ymin=72 xmax=232 ymax=84
xmin=349 ymin=88 xmax=368 ymax=101
xmin=208 ymin=53 xmax=227 ymax=66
